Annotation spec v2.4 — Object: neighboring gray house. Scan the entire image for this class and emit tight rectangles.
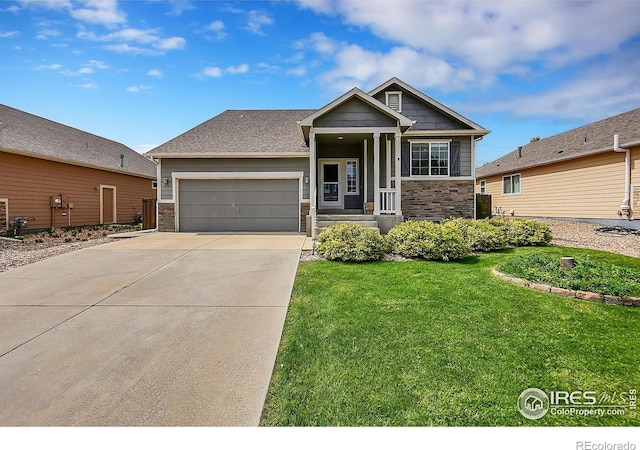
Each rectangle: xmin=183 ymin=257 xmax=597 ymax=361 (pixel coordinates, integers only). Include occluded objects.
xmin=146 ymin=78 xmax=489 ymax=235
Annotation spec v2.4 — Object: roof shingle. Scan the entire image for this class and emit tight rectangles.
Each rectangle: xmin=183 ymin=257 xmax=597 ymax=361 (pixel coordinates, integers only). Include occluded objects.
xmin=147 ymin=109 xmax=314 ymax=155
xmin=476 ymin=108 xmax=640 ymax=178
xmin=0 ymin=104 xmax=156 ymax=178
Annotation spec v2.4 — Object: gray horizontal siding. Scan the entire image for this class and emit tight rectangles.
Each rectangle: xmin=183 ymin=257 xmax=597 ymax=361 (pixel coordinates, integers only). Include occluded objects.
xmin=161 ymin=158 xmax=308 ymax=200
xmin=315 ymin=98 xmax=397 ymax=128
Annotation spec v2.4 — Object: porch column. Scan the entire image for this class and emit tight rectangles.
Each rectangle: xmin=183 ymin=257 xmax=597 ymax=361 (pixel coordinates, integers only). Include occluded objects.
xmin=395 ymin=132 xmax=402 ymax=215
xmin=309 ymin=131 xmax=317 ymax=239
xmin=373 ymin=132 xmax=381 ymax=215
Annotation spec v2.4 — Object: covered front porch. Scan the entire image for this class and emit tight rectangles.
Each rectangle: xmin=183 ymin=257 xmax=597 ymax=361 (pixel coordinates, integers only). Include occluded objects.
xmin=306 ymin=130 xmax=405 ymax=236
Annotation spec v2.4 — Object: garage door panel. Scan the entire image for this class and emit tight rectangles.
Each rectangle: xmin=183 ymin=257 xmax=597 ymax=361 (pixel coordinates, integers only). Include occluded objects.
xmin=179 ymin=179 xmax=299 ymax=232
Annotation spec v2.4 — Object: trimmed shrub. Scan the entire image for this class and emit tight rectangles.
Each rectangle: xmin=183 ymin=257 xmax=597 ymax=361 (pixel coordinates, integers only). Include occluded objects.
xmin=443 ymin=218 xmax=507 ymax=252
xmin=315 ymin=222 xmax=386 ymax=262
xmin=386 ymin=220 xmax=469 ymax=261
xmin=489 ymin=218 xmax=552 ymax=246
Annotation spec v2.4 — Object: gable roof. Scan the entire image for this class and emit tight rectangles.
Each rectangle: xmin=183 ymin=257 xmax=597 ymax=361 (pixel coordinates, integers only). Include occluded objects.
xmin=297 ymin=87 xmax=413 ymax=142
xmin=476 ymin=107 xmax=640 ymax=178
xmin=369 ymin=77 xmax=489 ymax=134
xmin=0 ymin=104 xmax=156 ymax=178
xmin=147 ymin=109 xmax=314 ymax=157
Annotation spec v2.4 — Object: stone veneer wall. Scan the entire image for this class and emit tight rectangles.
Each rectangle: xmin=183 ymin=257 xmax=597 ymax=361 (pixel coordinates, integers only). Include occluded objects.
xmin=158 ymin=203 xmax=175 ymax=232
xmin=300 ymin=202 xmax=309 ymax=233
xmin=0 ymin=200 xmax=7 ymax=234
xmin=401 ymin=179 xmax=474 ymax=220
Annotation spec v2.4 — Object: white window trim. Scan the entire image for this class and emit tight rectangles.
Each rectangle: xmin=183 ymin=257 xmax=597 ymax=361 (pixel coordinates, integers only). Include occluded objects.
xmin=502 ymin=173 xmax=521 ymax=195
xmin=409 ymin=140 xmax=451 ymax=179
xmin=385 ymin=91 xmax=402 ymax=113
xmin=345 ymin=159 xmax=360 ymax=195
xmin=479 ymin=180 xmax=486 ymax=194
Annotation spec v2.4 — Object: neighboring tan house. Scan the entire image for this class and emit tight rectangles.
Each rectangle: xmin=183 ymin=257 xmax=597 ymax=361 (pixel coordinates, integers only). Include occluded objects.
xmin=476 ymin=108 xmax=640 ymax=226
xmin=0 ymin=104 xmax=157 ymax=234
xmin=147 ymin=78 xmax=489 ymax=235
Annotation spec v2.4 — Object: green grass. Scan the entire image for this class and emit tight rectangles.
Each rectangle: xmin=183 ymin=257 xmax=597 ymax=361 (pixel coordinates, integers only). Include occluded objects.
xmin=260 ymin=247 xmax=640 ymax=426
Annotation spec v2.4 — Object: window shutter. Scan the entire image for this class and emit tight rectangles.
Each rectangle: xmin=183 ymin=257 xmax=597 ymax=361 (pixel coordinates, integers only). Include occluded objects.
xmin=450 ymin=140 xmax=461 ymax=176
xmin=401 ymin=142 xmax=410 ymax=177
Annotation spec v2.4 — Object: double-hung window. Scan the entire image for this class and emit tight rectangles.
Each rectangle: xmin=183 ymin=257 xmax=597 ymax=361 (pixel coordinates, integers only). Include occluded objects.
xmin=479 ymin=180 xmax=486 ymax=194
xmin=410 ymin=141 xmax=449 ymax=176
xmin=502 ymin=174 xmax=521 ymax=194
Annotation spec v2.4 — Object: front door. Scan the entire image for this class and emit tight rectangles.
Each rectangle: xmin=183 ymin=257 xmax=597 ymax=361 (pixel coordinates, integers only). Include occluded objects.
xmin=319 ymin=161 xmax=342 ymax=208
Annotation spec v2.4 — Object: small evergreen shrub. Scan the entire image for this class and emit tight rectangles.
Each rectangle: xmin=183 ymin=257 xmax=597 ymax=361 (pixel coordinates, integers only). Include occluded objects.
xmin=315 ymin=223 xmax=386 ymax=262
xmin=443 ymin=218 xmax=507 ymax=252
xmin=386 ymin=220 xmax=469 ymax=261
xmin=489 ymin=218 xmax=552 ymax=246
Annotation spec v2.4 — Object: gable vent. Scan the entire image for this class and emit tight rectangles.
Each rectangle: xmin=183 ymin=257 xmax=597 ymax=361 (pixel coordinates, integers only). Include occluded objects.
xmin=385 ymin=91 xmax=402 ymax=112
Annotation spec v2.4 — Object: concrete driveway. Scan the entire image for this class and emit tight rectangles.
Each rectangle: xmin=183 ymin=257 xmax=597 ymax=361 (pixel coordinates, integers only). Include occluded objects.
xmin=0 ymin=232 xmax=305 ymax=426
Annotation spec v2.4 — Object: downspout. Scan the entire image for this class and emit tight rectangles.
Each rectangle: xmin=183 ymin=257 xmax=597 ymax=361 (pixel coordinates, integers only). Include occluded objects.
xmin=613 ymin=134 xmax=632 ymax=219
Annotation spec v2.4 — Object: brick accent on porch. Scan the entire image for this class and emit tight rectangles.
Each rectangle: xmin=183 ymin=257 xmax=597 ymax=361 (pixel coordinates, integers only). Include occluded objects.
xmin=158 ymin=202 xmax=175 ymax=232
xmin=401 ymin=179 xmax=474 ymax=220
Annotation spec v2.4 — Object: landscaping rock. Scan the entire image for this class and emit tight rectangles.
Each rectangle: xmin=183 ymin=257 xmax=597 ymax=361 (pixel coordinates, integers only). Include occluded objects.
xmin=550 ymin=286 xmax=576 ymax=298
xmin=576 ymin=290 xmax=604 ymax=302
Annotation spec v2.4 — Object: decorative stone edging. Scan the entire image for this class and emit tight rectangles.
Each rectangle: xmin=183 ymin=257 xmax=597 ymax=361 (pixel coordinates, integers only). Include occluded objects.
xmin=491 ymin=269 xmax=640 ymax=307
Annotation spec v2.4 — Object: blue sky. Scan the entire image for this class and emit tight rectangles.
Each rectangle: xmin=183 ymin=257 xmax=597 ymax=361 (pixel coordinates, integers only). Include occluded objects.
xmin=1 ymin=0 xmax=640 ymax=165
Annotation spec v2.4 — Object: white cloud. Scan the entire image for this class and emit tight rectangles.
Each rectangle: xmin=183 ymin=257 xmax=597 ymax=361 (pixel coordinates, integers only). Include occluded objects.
xmin=88 ymin=59 xmax=109 ymax=70
xmin=77 ymin=81 xmax=98 ymax=89
xmin=78 ymin=27 xmax=186 ymax=54
xmin=205 ymin=20 xmax=226 ymax=39
xmin=0 ymin=31 xmax=20 ymax=38
xmin=202 ymin=66 xmax=222 ymax=78
xmin=200 ymin=64 xmax=250 ymax=79
xmin=226 ymin=64 xmax=249 ymax=74
xmin=127 ymin=85 xmax=153 ymax=93
xmin=147 ymin=69 xmax=163 ymax=78
xmin=297 ymin=0 xmax=640 ymax=90
xmin=246 ymin=10 xmax=273 ymax=35
xmin=136 ymin=144 xmax=158 ymax=154
xmin=164 ymin=0 xmax=194 ymax=17
xmin=288 ymin=66 xmax=307 ymax=77
xmin=155 ymin=36 xmax=186 ymax=50
xmin=77 ymin=67 xmax=94 ymax=74
xmin=69 ymin=0 xmax=126 ymax=26
xmin=35 ymin=63 xmax=63 ymax=70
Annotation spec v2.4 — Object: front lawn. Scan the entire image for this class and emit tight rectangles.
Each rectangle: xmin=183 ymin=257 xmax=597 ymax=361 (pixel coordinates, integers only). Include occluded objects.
xmin=260 ymin=247 xmax=640 ymax=426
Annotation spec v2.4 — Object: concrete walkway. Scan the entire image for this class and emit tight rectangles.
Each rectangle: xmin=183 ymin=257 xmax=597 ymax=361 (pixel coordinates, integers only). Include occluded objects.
xmin=0 ymin=233 xmax=304 ymax=426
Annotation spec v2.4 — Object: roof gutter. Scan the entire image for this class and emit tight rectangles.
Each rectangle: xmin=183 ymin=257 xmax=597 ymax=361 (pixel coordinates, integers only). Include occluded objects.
xmin=613 ymin=134 xmax=632 ymax=218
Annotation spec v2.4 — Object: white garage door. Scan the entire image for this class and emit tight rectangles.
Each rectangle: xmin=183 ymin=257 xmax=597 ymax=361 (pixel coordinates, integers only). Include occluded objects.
xmin=178 ymin=179 xmax=299 ymax=232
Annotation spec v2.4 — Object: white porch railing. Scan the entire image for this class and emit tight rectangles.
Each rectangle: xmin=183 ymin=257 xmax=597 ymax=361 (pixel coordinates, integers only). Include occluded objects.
xmin=379 ymin=188 xmax=397 ymax=214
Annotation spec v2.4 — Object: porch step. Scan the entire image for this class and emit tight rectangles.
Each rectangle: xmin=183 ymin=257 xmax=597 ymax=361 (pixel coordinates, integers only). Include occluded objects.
xmin=314 ymin=214 xmax=380 ymax=234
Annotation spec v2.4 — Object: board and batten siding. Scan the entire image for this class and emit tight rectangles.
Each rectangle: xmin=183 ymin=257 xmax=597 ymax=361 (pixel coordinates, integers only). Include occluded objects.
xmin=160 ymin=158 xmax=309 ymax=201
xmin=0 ymin=151 xmax=156 ymax=230
xmin=478 ymin=151 xmax=630 ymax=219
